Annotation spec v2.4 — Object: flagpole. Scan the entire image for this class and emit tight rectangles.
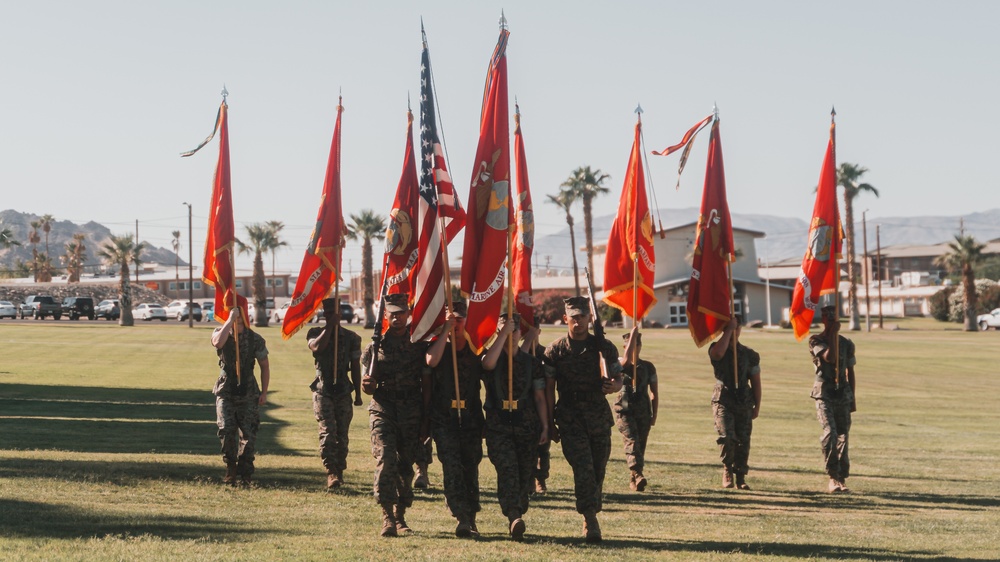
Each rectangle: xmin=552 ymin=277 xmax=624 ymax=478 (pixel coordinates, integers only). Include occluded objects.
xmin=831 ymin=107 xmax=841 ymax=385
xmin=505 ymin=224 xmax=515 ymax=412
xmin=332 ymin=245 xmax=342 ymax=386
xmin=437 ymin=214 xmax=463 ymax=423
xmin=231 ymin=250 xmax=241 ymax=385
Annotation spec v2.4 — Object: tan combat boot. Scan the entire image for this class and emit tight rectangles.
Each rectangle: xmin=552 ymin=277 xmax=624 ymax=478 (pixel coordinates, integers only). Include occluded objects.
xmin=509 ymin=512 xmax=526 ymax=541
xmin=455 ymin=513 xmax=472 ymax=538
xmin=380 ymin=503 xmax=398 ymax=538
xmin=583 ymin=510 xmax=602 ymax=544
xmin=413 ymin=463 xmax=429 ymax=489
xmin=633 ymin=469 xmax=647 ymax=492
xmin=722 ymin=467 xmax=735 ymax=489
xmin=534 ymin=477 xmax=547 ymax=494
xmin=828 ymin=477 xmax=843 ymax=493
xmin=326 ymin=470 xmax=342 ymax=489
xmin=735 ymin=472 xmax=750 ymax=490
xmin=394 ymin=504 xmax=412 ymax=534
xmin=223 ymin=462 xmax=238 ymax=485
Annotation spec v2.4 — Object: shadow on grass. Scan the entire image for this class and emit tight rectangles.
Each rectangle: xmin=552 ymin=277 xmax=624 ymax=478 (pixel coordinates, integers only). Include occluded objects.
xmin=0 ymin=497 xmax=263 ymax=540
xmin=0 ymin=383 xmax=295 ymax=456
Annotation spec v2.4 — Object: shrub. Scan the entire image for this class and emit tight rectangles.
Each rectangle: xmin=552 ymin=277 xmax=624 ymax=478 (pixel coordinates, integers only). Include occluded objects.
xmin=930 ymin=287 xmax=954 ymax=322
xmin=946 ymin=279 xmax=997 ymax=322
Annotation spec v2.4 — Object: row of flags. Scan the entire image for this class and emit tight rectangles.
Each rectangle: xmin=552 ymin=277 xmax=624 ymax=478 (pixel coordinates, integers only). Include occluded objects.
xmin=184 ymin=20 xmax=844 ymax=354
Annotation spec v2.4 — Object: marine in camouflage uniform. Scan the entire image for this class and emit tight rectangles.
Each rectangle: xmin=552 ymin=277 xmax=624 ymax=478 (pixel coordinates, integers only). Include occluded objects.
xmin=307 ymin=297 xmax=363 ymax=489
xmin=421 ymin=303 xmax=484 ymax=538
xmin=809 ymin=305 xmax=857 ymax=493
xmin=361 ymin=293 xmax=429 ymax=537
xmin=211 ymin=301 xmax=270 ymax=486
xmin=709 ymin=316 xmax=762 ymax=490
xmin=544 ymin=297 xmax=623 ymax=543
xmin=531 ymin=341 xmax=551 ymax=494
xmin=614 ymin=328 xmax=659 ymax=492
xmin=482 ymin=316 xmax=549 ymax=541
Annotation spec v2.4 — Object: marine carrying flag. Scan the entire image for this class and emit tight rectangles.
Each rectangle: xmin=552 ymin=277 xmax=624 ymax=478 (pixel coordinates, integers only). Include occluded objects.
xmin=687 ymin=118 xmax=736 ymax=347
xmin=183 ymin=100 xmax=236 ymax=323
xmin=461 ymin=27 xmax=511 ymax=353
xmin=281 ymin=100 xmax=346 ymax=339
xmin=382 ymin=109 xmax=421 ymax=298
xmin=603 ymin=117 xmax=657 ymax=321
xmin=790 ymin=116 xmax=843 ymax=340
xmin=411 ymin=30 xmax=467 ymax=343
xmin=511 ymin=102 xmax=534 ymax=330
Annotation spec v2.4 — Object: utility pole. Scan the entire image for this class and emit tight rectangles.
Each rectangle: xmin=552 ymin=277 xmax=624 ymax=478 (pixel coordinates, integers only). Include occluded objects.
xmin=183 ymin=203 xmax=194 ymax=327
xmin=862 ymin=210 xmax=871 ymax=332
xmin=764 ymin=235 xmax=772 ymax=327
xmin=135 ymin=219 xmax=139 ymax=284
xmin=876 ymin=224 xmax=883 ymax=329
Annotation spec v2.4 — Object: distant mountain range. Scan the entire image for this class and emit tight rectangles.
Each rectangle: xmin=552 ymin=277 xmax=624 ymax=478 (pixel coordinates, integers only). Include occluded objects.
xmin=533 ymin=207 xmax=1000 ymax=273
xmin=0 ymin=209 xmax=182 ymax=274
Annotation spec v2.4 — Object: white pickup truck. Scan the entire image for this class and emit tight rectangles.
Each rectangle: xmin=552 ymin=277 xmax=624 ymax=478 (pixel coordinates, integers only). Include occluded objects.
xmin=977 ymin=308 xmax=1000 ymax=331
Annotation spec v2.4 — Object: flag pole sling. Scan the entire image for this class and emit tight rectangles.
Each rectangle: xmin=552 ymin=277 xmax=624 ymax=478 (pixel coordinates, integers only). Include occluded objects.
xmin=437 ymin=214 xmax=463 ymax=422
xmin=505 ymin=225 xmax=516 ymax=412
xmin=728 ymin=262 xmax=737 ymax=389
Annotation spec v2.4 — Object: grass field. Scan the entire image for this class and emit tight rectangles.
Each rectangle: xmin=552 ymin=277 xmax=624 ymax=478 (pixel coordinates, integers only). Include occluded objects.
xmin=1 ymin=318 xmax=998 ymax=561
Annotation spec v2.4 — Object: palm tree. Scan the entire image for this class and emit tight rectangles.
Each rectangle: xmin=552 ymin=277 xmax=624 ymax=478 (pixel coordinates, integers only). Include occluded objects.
xmin=346 ymin=210 xmax=386 ymax=328
xmin=935 ymin=234 xmax=985 ymax=332
xmin=837 ymin=163 xmax=879 ymax=331
xmin=0 ymin=224 xmax=20 ymax=249
xmin=171 ymin=230 xmax=182 ymax=289
xmin=560 ymin=166 xmax=610 ymax=280
xmin=237 ymin=223 xmax=274 ymax=327
xmin=98 ymin=234 xmax=145 ymax=326
xmin=40 ymin=214 xmax=54 ymax=281
xmin=28 ymin=220 xmax=41 ymax=281
xmin=265 ymin=220 xmax=288 ymax=302
xmin=64 ymin=233 xmax=87 ymax=283
xmin=546 ymin=189 xmax=581 ymax=297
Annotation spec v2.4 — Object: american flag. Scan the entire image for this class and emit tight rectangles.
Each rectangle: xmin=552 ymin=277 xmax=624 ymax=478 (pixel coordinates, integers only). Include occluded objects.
xmin=411 ymin=34 xmax=466 ymax=342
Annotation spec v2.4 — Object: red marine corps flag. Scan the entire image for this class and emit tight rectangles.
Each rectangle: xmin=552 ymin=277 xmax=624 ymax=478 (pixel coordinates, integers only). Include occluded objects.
xmin=281 ymin=98 xmax=346 ymax=339
xmin=461 ymin=24 xmax=511 ymax=352
xmin=181 ymin=91 xmax=237 ymax=323
xmin=381 ymin=107 xmax=421 ymax=298
xmin=510 ymin=101 xmax=534 ymax=329
xmin=791 ymin=110 xmax=843 ymax=340
xmin=410 ymin=26 xmax=466 ymax=343
xmin=603 ymin=110 xmax=657 ymax=322
xmin=687 ymin=116 xmax=736 ymax=347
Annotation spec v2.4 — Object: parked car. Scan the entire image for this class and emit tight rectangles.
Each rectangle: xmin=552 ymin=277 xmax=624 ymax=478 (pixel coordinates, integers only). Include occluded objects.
xmin=977 ymin=308 xmax=1000 ymax=331
xmin=20 ymin=295 xmax=61 ymax=320
xmin=0 ymin=300 xmax=16 ymax=319
xmin=95 ymin=299 xmax=120 ymax=320
xmin=272 ymin=301 xmax=291 ymax=324
xmin=61 ymin=296 xmax=96 ymax=321
xmin=133 ymin=303 xmax=167 ymax=321
xmin=163 ymin=300 xmax=203 ymax=322
xmin=247 ymin=298 xmax=275 ymax=321
xmin=202 ymin=302 xmax=215 ymax=321
xmin=339 ymin=302 xmax=356 ymax=324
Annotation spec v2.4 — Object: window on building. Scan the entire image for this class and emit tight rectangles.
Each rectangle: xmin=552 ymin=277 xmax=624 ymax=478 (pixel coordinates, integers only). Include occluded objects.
xmin=265 ymin=278 xmax=285 ymax=288
xmin=668 ymin=303 xmax=687 ymax=326
xmin=235 ymin=280 xmax=244 ymax=289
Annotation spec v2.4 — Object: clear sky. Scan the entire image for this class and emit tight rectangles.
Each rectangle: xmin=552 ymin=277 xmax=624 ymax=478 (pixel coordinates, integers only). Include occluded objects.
xmin=2 ymin=1 xmax=998 ymax=275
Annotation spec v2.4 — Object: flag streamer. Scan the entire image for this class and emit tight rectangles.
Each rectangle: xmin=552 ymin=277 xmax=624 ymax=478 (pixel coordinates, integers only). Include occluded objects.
xmin=653 ymin=114 xmax=713 ymax=190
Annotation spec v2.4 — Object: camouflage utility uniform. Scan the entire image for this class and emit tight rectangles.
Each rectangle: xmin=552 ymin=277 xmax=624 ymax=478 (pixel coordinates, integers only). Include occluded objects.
xmin=427 ymin=343 xmax=484 ymax=523
xmin=614 ymin=358 xmax=658 ymax=476
xmin=709 ymin=341 xmax=760 ymax=479
xmin=532 ymin=344 xmax=551 ymax=491
xmin=809 ymin=333 xmax=856 ymax=482
xmin=214 ymin=329 xmax=268 ymax=479
xmin=484 ymin=348 xmax=545 ymax=521
xmin=363 ymin=332 xmax=429 ymax=509
xmin=545 ymin=335 xmax=622 ymax=515
xmin=308 ymin=325 xmax=362 ymax=478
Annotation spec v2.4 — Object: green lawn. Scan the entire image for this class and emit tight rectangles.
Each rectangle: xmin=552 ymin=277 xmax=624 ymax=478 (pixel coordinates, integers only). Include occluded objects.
xmin=1 ymin=318 xmax=998 ymax=561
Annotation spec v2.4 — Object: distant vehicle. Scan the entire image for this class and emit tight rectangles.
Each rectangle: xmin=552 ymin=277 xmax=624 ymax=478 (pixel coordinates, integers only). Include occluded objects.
xmin=61 ymin=296 xmax=96 ymax=321
xmin=0 ymin=300 xmax=16 ymax=319
xmin=272 ymin=301 xmax=291 ymax=324
xmin=20 ymin=295 xmax=61 ymax=320
xmin=339 ymin=302 xmax=356 ymax=324
xmin=248 ymin=298 xmax=275 ymax=321
xmin=202 ymin=302 xmax=215 ymax=321
xmin=977 ymin=308 xmax=1000 ymax=331
xmin=133 ymin=303 xmax=167 ymax=321
xmin=95 ymin=299 xmax=120 ymax=321
xmin=163 ymin=300 xmax=203 ymax=322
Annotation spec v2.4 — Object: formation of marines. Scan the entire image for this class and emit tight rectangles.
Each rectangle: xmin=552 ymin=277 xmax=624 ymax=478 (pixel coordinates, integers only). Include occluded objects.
xmin=208 ymin=294 xmax=860 ymax=542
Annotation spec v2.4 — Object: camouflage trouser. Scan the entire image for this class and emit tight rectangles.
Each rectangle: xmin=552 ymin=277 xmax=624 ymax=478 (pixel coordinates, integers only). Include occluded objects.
xmin=216 ymin=392 xmax=260 ymax=476
xmin=614 ymin=408 xmax=652 ymax=473
xmin=432 ymin=423 xmax=483 ymax=519
xmin=534 ymin=441 xmax=550 ymax=482
xmin=314 ymin=391 xmax=354 ymax=474
xmin=370 ymin=399 xmax=421 ymax=507
xmin=486 ymin=416 xmax=540 ymax=519
xmin=713 ymin=399 xmax=753 ymax=476
xmin=556 ymin=401 xmax=613 ymax=514
xmin=815 ymin=398 xmax=852 ymax=480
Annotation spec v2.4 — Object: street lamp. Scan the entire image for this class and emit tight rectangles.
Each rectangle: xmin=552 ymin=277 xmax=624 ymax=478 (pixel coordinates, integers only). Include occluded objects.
xmin=183 ymin=202 xmax=194 ymax=328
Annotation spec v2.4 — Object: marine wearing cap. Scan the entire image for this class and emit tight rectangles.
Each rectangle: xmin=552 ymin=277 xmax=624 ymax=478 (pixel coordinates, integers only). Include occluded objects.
xmin=563 ymin=296 xmax=589 ymax=317
xmin=820 ymin=305 xmax=838 ymax=321
xmin=450 ymin=299 xmax=467 ymax=317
